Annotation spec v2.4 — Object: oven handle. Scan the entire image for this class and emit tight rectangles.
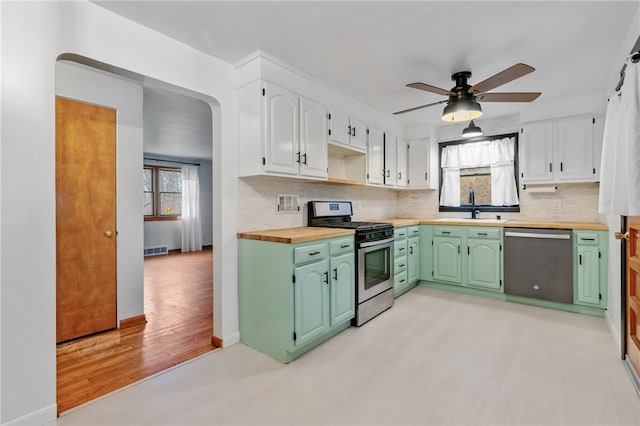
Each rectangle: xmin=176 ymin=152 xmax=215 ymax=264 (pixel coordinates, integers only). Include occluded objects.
xmin=359 ymin=237 xmax=394 ymax=248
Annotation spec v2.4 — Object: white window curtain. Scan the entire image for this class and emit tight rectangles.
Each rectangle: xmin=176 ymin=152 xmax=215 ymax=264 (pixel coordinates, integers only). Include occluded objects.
xmin=440 ymin=137 xmax=519 ymax=206
xmin=599 ymin=59 xmax=640 ymax=216
xmin=181 ymin=164 xmax=203 ymax=252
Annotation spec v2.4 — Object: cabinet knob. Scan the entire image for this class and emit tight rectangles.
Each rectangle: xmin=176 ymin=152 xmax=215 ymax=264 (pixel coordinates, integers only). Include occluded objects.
xmin=615 ymin=231 xmax=630 ymax=240
xmin=104 ymin=230 xmax=113 ymax=238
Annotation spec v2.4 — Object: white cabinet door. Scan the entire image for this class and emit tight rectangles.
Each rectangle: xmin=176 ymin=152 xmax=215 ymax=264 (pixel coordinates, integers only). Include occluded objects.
xmin=384 ymin=133 xmax=397 ymax=187
xmin=557 ymin=115 xmax=594 ymax=181
xmin=521 ymin=121 xmax=554 ymax=183
xmin=396 ymin=138 xmax=408 ymax=187
xmin=407 ymin=141 xmax=429 ymax=188
xmin=329 ymin=109 xmax=350 ymax=146
xmin=367 ymin=126 xmax=384 ymax=185
xmin=264 ymin=83 xmax=299 ymax=175
xmin=300 ymin=97 xmax=328 ymax=179
xmin=349 ymin=117 xmax=367 ymax=151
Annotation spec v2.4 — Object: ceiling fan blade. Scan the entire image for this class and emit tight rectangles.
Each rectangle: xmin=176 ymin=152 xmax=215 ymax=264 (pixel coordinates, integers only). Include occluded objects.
xmin=475 ymin=92 xmax=541 ymax=102
xmin=393 ymin=100 xmax=448 ymax=115
xmin=407 ymin=82 xmax=454 ymax=96
xmin=468 ymin=63 xmax=535 ymax=94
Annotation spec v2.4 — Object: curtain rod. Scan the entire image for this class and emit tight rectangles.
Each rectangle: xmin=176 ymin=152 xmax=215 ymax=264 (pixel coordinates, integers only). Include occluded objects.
xmin=143 ymin=157 xmax=200 ymax=166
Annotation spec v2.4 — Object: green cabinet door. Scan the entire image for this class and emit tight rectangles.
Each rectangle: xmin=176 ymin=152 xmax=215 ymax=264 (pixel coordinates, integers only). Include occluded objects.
xmin=330 ymin=252 xmax=355 ymax=325
xmin=433 ymin=236 xmax=462 ymax=284
xmin=407 ymin=237 xmax=420 ymax=284
xmin=576 ymin=245 xmax=602 ymax=306
xmin=467 ymin=239 xmax=501 ymax=290
xmin=294 ymin=259 xmax=329 ymax=346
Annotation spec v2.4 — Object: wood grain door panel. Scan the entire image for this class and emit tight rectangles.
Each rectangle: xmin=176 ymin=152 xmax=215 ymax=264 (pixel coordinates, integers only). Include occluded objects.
xmin=627 ymin=216 xmax=640 ymax=377
xmin=56 ymin=97 xmax=117 ymax=343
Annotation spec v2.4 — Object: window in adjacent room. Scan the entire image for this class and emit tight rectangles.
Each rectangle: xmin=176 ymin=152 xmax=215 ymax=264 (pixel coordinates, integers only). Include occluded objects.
xmin=144 ymin=165 xmax=182 ymax=220
xmin=439 ymin=133 xmax=520 ymax=213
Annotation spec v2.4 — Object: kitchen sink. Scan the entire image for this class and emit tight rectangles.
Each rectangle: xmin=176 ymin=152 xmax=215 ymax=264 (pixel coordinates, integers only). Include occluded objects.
xmin=432 ymin=217 xmax=509 ymax=223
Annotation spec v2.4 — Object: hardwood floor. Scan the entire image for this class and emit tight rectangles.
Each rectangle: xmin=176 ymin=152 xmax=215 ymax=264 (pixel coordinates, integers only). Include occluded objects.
xmin=56 ymin=249 xmax=215 ymax=414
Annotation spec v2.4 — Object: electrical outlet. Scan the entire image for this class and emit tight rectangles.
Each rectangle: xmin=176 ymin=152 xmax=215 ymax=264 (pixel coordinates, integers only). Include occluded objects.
xmin=552 ymin=199 xmax=562 ymax=210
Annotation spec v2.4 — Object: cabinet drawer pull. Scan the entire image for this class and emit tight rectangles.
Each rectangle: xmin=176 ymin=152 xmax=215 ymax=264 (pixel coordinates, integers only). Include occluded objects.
xmin=560 ymin=161 xmax=563 ymax=172
xmin=309 ymin=251 xmax=321 ymax=256
xmin=302 ymin=153 xmax=307 ymax=165
xmin=478 ymin=232 xmax=488 ymax=236
xmin=549 ymin=163 xmax=553 ymax=172
xmin=441 ymin=231 xmax=451 ymax=234
xmin=340 ymin=244 xmax=350 ymax=248
xmin=409 ymin=247 xmax=413 ymax=254
xmin=399 ymin=247 xmax=405 ymax=251
xmin=333 ymin=268 xmax=338 ymax=280
xmin=324 ymin=271 xmax=329 ymax=284
xmin=399 ymin=279 xmax=405 ymax=283
xmin=351 ymin=126 xmax=356 ymax=137
xmin=399 ymin=264 xmax=405 ymax=268
xmin=581 ymin=238 xmax=595 ymax=241
xmin=579 ymin=254 xmax=582 ymax=265
xmin=458 ymin=245 xmax=460 ymax=254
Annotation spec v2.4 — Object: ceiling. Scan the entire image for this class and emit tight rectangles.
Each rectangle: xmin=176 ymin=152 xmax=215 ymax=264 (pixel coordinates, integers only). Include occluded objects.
xmin=94 ymin=0 xmax=639 ymax=154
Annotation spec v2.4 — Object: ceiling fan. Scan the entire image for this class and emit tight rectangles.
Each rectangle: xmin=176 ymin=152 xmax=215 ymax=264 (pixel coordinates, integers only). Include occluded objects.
xmin=394 ymin=63 xmax=541 ymax=122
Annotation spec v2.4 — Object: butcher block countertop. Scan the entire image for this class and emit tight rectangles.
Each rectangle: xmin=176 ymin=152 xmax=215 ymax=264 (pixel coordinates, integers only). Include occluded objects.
xmin=237 ymin=227 xmax=355 ymax=244
xmin=374 ymin=217 xmax=607 ymax=231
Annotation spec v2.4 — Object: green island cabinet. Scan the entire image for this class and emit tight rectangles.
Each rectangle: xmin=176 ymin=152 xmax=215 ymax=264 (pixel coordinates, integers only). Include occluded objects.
xmin=394 ymin=225 xmax=420 ymax=297
xmin=239 ymin=235 xmax=355 ymax=363
xmin=573 ymin=230 xmax=608 ymax=308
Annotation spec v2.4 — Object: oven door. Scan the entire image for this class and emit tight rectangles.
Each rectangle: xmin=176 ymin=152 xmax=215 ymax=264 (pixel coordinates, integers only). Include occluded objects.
xmin=357 ymin=238 xmax=394 ymax=303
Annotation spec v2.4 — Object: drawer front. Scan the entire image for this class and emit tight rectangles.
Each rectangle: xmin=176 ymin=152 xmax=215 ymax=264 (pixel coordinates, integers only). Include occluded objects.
xmin=395 ymin=227 xmax=408 ymax=241
xmin=394 ymin=256 xmax=407 ymax=273
xmin=467 ymin=227 xmax=501 ymax=240
xmin=394 ymin=240 xmax=407 ymax=258
xmin=294 ymin=242 xmax=327 ymax=265
xmin=408 ymin=226 xmax=420 ymax=238
xmin=329 ymin=237 xmax=354 ymax=255
xmin=575 ymin=232 xmax=599 ymax=245
xmin=433 ymin=226 xmax=462 ymax=238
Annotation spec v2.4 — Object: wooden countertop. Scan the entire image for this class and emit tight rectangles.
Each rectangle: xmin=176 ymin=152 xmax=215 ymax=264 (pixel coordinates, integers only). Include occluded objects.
xmin=237 ymin=227 xmax=355 ymax=244
xmin=373 ymin=217 xmax=607 ymax=230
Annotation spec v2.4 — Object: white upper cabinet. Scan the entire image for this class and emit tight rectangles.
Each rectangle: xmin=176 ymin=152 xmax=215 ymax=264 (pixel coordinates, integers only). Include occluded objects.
xmin=396 ymin=138 xmax=408 ymax=187
xmin=384 ymin=133 xmax=397 ymax=187
xmin=329 ymin=110 xmax=367 ymax=152
xmin=300 ymin=97 xmax=329 ymax=178
xmin=406 ymin=140 xmax=430 ymax=188
xmin=264 ymin=83 xmax=300 ymax=175
xmin=521 ymin=114 xmax=597 ymax=185
xmin=238 ymin=80 xmax=327 ymax=180
xmin=367 ymin=126 xmax=384 ymax=185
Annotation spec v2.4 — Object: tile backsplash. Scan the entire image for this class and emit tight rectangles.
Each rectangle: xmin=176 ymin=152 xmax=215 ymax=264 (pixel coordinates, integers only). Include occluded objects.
xmin=238 ymin=176 xmax=601 ymax=232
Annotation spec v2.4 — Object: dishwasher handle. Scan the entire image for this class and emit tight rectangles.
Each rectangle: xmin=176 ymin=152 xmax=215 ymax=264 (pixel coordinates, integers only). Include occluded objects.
xmin=505 ymin=231 xmax=570 ymax=240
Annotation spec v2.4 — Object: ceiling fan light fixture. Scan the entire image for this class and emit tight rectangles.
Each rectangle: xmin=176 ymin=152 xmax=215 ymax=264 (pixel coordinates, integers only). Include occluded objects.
xmin=462 ymin=120 xmax=483 ymax=138
xmin=441 ymin=96 xmax=483 ymax=122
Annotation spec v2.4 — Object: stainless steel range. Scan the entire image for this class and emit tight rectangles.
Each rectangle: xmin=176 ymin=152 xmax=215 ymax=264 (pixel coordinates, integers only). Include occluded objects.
xmin=308 ymin=201 xmax=394 ymax=326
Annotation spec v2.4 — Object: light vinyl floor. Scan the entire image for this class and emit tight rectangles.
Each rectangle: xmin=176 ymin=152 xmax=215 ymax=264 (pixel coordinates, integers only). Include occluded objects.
xmin=52 ymin=286 xmax=640 ymax=425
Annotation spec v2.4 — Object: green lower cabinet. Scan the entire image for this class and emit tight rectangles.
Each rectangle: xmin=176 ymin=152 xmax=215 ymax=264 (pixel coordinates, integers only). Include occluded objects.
xmin=329 ymin=252 xmax=355 ymax=325
xmin=407 ymin=236 xmax=420 ymax=284
xmin=573 ymin=230 xmax=608 ymax=308
xmin=466 ymin=239 xmax=502 ymax=291
xmin=294 ymin=259 xmax=330 ymax=346
xmin=239 ymin=236 xmax=355 ymax=363
xmin=433 ymin=235 xmax=462 ymax=284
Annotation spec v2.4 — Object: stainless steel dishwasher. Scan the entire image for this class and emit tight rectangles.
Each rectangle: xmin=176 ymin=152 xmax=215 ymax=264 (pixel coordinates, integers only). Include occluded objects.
xmin=503 ymin=228 xmax=573 ymax=303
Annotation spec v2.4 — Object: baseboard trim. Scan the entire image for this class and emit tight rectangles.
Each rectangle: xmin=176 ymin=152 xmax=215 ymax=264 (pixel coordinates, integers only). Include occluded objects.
xmin=211 ymin=335 xmax=223 ymax=348
xmin=4 ymin=403 xmax=57 ymax=425
xmin=623 ymin=357 xmax=640 ymax=398
xmin=119 ymin=314 xmax=147 ymax=329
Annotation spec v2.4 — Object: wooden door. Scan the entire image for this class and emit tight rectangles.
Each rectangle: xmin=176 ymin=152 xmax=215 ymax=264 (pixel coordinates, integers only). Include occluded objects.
xmin=626 ymin=216 xmax=640 ymax=377
xmin=56 ymin=97 xmax=117 ymax=343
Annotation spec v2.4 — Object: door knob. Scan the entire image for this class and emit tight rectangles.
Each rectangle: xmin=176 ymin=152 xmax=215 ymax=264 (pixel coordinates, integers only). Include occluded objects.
xmin=615 ymin=231 xmax=629 ymax=240
xmin=104 ymin=230 xmax=113 ymax=238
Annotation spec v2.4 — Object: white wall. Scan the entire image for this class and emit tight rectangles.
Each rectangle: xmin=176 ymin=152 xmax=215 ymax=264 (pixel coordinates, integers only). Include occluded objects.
xmin=0 ymin=2 xmax=237 ymax=424
xmin=56 ymin=60 xmax=145 ymax=326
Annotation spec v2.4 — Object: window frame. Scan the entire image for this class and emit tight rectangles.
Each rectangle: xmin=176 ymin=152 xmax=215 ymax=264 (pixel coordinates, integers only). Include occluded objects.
xmin=144 ymin=164 xmax=183 ymax=221
xmin=438 ymin=131 xmax=521 ymax=214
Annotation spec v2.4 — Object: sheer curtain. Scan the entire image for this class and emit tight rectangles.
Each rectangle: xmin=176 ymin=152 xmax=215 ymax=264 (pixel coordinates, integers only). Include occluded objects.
xmin=440 ymin=137 xmax=519 ymax=207
xmin=599 ymin=58 xmax=640 ymax=215
xmin=181 ymin=164 xmax=202 ymax=252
